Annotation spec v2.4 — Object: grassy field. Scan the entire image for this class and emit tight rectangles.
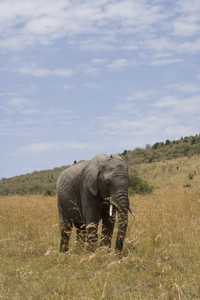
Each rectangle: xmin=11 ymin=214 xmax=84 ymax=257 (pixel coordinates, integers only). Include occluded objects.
xmin=1 ymin=188 xmax=200 ymax=299
xmin=131 ymin=155 xmax=200 ymax=189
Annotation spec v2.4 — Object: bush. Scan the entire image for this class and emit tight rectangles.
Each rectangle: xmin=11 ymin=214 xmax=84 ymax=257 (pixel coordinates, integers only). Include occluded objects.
xmin=43 ymin=189 xmax=55 ymax=196
xmin=183 ymin=184 xmax=191 ymax=188
xmin=183 ymin=145 xmax=190 ymax=156
xmin=128 ymin=174 xmax=154 ymax=195
xmin=188 ymin=173 xmax=194 ymax=180
xmin=152 ymin=142 xmax=160 ymax=149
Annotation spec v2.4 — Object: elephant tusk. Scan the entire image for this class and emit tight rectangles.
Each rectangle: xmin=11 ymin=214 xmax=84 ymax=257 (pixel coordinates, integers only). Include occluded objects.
xmin=109 ymin=204 xmax=113 ymax=217
xmin=129 ymin=207 xmax=135 ymax=217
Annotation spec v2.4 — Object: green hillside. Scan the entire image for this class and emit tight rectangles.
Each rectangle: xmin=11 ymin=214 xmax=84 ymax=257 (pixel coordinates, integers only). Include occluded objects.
xmin=1 ymin=134 xmax=200 ymax=196
xmin=0 ymin=166 xmax=68 ymax=196
xmin=121 ymin=134 xmax=200 ymax=164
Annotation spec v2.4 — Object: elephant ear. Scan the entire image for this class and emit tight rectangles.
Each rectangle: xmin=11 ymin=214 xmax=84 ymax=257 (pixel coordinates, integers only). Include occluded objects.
xmin=110 ymin=154 xmax=123 ymax=161
xmin=86 ymin=153 xmax=109 ymax=196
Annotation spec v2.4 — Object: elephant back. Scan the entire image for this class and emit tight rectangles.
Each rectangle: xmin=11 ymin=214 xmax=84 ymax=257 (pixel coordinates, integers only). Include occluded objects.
xmin=57 ymin=161 xmax=88 ymax=196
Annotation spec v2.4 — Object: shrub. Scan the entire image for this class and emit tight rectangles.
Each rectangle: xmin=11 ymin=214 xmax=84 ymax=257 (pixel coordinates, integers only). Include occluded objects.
xmin=188 ymin=173 xmax=194 ymax=180
xmin=183 ymin=145 xmax=190 ymax=156
xmin=145 ymin=155 xmax=154 ymax=163
xmin=152 ymin=142 xmax=159 ymax=149
xmin=165 ymin=139 xmax=171 ymax=146
xmin=183 ymin=184 xmax=191 ymax=188
xmin=128 ymin=174 xmax=154 ymax=195
xmin=122 ymin=150 xmax=128 ymax=155
xmin=43 ymin=189 xmax=55 ymax=196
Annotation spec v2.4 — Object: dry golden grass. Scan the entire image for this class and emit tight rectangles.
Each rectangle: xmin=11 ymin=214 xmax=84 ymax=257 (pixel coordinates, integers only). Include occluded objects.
xmin=1 ymin=188 xmax=200 ymax=299
xmin=131 ymin=155 xmax=200 ymax=189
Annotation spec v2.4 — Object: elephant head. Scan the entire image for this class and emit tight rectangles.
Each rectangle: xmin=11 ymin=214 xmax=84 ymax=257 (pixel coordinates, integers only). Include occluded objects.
xmin=85 ymin=153 xmax=133 ymax=251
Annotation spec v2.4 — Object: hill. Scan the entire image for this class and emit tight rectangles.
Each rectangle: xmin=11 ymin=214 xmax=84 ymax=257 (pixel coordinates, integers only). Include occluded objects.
xmin=1 ymin=134 xmax=200 ymax=196
xmin=0 ymin=166 xmax=68 ymax=196
xmin=121 ymin=134 xmax=200 ymax=164
xmin=130 ymin=155 xmax=200 ymax=189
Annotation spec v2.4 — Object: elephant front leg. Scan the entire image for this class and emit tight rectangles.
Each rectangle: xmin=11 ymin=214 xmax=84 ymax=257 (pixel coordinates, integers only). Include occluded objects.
xmin=115 ymin=211 xmax=128 ymax=252
xmin=101 ymin=208 xmax=116 ymax=248
xmin=86 ymin=222 xmax=99 ymax=251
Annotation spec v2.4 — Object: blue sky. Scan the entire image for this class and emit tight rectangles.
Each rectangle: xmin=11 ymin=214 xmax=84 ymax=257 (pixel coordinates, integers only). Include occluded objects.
xmin=0 ymin=0 xmax=200 ymax=178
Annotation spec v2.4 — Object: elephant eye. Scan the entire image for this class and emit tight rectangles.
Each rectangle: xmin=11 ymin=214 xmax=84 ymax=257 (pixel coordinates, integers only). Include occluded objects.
xmin=105 ymin=180 xmax=109 ymax=186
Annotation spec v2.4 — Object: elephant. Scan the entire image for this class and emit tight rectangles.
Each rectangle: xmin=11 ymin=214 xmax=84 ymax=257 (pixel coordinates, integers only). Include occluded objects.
xmin=57 ymin=153 xmax=134 ymax=252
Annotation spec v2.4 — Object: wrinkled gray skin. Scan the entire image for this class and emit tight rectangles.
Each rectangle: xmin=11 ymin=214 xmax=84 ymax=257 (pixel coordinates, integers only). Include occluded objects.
xmin=57 ymin=153 xmax=131 ymax=252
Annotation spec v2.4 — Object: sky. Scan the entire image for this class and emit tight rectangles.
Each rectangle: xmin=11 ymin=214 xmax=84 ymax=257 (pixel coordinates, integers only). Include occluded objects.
xmin=0 ymin=0 xmax=200 ymax=178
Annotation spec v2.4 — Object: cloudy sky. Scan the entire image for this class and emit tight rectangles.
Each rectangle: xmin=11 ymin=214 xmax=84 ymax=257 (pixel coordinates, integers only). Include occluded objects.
xmin=0 ymin=0 xmax=200 ymax=178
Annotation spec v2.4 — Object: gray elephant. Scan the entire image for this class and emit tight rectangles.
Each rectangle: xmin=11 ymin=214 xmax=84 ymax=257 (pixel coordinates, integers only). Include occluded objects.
xmin=57 ymin=153 xmax=134 ymax=252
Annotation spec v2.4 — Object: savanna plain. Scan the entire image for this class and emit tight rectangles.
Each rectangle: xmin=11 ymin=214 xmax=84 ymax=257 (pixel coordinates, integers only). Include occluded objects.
xmin=1 ymin=156 xmax=200 ymax=299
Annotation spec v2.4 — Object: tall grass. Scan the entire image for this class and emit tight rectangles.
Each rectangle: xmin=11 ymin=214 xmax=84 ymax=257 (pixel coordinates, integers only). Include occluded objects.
xmin=1 ymin=190 xmax=200 ymax=299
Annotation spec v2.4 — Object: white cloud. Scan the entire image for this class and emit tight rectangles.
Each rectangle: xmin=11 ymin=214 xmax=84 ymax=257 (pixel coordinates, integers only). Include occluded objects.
xmin=173 ymin=18 xmax=200 ymax=37
xmin=44 ymin=107 xmax=77 ymax=119
xmin=15 ymin=143 xmax=59 ymax=156
xmin=7 ymin=97 xmax=32 ymax=108
xmin=9 ymin=141 xmax=90 ymax=157
xmin=90 ymin=58 xmax=108 ymax=65
xmin=154 ymin=95 xmax=200 ymax=117
xmin=106 ymin=59 xmax=137 ymax=71
xmin=0 ymin=1 xmax=103 ymax=50
xmin=97 ymin=89 xmax=197 ymax=144
xmin=14 ymin=63 xmax=73 ymax=77
xmin=173 ymin=0 xmax=200 ymax=36
xmin=168 ymin=83 xmax=200 ymax=94
xmin=177 ymin=38 xmax=200 ymax=55
xmin=82 ymin=83 xmax=101 ymax=90
xmin=144 ymin=35 xmax=200 ymax=56
xmin=144 ymin=37 xmax=175 ymax=54
xmin=150 ymin=58 xmax=183 ymax=66
xmin=21 ymin=109 xmax=39 ymax=115
xmin=115 ymin=102 xmax=139 ymax=114
xmin=122 ymin=43 xmax=139 ymax=51
xmin=178 ymin=0 xmax=200 ymax=13
xmin=152 ymin=52 xmax=172 ymax=59
xmin=63 ymin=85 xmax=74 ymax=91
xmin=127 ymin=90 xmax=158 ymax=101
xmin=106 ymin=59 xmax=128 ymax=71
xmin=91 ymin=83 xmax=200 ymax=151
xmin=104 ymin=0 xmax=163 ymax=28
xmin=155 ymin=96 xmax=181 ymax=109
xmin=0 ymin=0 xmax=199 ymax=59
xmin=83 ymin=66 xmax=99 ymax=76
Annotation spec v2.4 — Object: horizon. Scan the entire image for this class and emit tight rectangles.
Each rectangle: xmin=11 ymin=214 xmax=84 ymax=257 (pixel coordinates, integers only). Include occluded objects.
xmin=2 ymin=133 xmax=199 ymax=180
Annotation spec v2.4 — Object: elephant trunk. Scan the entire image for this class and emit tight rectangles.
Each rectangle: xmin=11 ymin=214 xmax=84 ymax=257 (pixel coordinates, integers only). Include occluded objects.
xmin=111 ymin=190 xmax=130 ymax=251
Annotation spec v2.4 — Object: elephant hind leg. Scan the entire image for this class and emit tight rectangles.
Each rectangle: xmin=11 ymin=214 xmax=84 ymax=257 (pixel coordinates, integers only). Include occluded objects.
xmin=75 ymin=224 xmax=86 ymax=250
xmin=59 ymin=222 xmax=72 ymax=252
